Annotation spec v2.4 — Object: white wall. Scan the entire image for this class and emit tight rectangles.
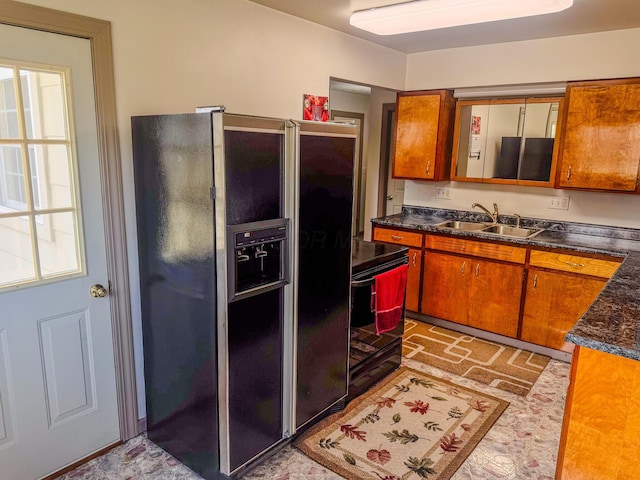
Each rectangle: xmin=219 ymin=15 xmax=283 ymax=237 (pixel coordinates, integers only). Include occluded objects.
xmin=17 ymin=0 xmax=406 ymax=418
xmin=363 ymin=87 xmax=398 ymax=240
xmin=405 ymin=27 xmax=640 ymax=229
xmin=329 ymin=88 xmax=371 ymax=234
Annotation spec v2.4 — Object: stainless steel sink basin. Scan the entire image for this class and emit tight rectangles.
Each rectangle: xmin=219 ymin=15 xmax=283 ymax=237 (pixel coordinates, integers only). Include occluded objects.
xmin=481 ymin=224 xmax=544 ymax=238
xmin=434 ymin=220 xmax=544 ymax=239
xmin=434 ymin=220 xmax=489 ymax=231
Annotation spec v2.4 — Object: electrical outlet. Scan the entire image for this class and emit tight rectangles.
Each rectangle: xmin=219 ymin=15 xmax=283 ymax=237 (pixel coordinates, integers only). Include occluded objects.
xmin=549 ymin=195 xmax=570 ymax=210
xmin=435 ymin=187 xmax=451 ymax=200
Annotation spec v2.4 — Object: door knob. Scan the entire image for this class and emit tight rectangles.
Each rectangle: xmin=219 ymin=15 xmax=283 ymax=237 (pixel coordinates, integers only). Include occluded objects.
xmin=386 ymin=195 xmax=393 ymax=200
xmin=90 ymin=284 xmax=108 ymax=298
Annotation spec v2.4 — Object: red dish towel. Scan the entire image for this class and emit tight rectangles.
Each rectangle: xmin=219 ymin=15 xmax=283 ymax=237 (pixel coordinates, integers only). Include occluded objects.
xmin=371 ymin=264 xmax=408 ymax=335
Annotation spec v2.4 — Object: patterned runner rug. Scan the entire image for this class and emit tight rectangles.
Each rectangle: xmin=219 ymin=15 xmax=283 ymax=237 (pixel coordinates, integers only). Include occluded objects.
xmin=403 ymin=319 xmax=550 ymax=396
xmin=295 ymin=367 xmax=508 ymax=480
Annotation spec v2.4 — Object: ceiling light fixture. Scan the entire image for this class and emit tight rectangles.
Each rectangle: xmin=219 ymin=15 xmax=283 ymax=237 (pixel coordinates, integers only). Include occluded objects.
xmin=350 ymin=0 xmax=574 ymax=35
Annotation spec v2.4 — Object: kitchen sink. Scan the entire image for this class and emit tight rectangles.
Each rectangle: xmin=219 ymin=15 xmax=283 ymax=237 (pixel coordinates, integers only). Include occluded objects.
xmin=481 ymin=224 xmax=544 ymax=238
xmin=434 ymin=220 xmax=490 ymax=231
xmin=434 ymin=220 xmax=544 ymax=238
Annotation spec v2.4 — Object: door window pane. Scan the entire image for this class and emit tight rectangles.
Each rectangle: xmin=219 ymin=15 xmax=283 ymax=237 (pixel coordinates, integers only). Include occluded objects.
xmin=21 ymin=69 xmax=68 ymax=141
xmin=0 ymin=216 xmax=35 ymax=286
xmin=29 ymin=144 xmax=71 ymax=210
xmin=36 ymin=212 xmax=80 ymax=278
xmin=0 ymin=66 xmax=19 ymax=139
xmin=0 ymin=61 xmax=84 ymax=290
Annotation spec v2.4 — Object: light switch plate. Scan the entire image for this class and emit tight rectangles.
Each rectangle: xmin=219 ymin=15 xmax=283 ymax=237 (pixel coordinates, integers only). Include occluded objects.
xmin=436 ymin=187 xmax=451 ymax=200
xmin=549 ymin=195 xmax=570 ymax=210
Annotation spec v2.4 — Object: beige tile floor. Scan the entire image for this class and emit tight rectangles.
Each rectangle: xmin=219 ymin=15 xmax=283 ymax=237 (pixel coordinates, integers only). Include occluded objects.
xmin=56 ymin=357 xmax=570 ymax=480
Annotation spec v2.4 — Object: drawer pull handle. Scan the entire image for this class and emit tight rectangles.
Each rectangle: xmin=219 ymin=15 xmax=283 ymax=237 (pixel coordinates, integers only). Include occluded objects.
xmin=426 ymin=160 xmax=431 ymax=174
xmin=567 ymin=165 xmax=572 ymax=181
xmin=412 ymin=252 xmax=417 ymax=267
xmin=533 ymin=273 xmax=538 ymax=289
xmin=391 ymin=235 xmax=403 ymax=241
xmin=461 ymin=261 xmax=466 ymax=275
xmin=565 ymin=261 xmax=585 ymax=269
xmin=475 ymin=263 xmax=479 ymax=279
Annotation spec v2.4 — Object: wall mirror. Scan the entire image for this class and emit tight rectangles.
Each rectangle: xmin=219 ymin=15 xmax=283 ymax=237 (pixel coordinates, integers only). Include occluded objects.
xmin=451 ymin=96 xmax=563 ymax=186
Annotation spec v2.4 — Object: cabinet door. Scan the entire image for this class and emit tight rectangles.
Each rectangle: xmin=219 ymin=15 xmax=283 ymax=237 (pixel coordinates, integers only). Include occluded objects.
xmin=422 ymin=252 xmax=469 ymax=325
xmin=406 ymin=248 xmax=422 ymax=312
xmin=557 ymin=80 xmax=640 ymax=191
xmin=468 ymin=258 xmax=523 ymax=338
xmin=521 ymin=269 xmax=606 ymax=351
xmin=393 ymin=90 xmax=454 ymax=181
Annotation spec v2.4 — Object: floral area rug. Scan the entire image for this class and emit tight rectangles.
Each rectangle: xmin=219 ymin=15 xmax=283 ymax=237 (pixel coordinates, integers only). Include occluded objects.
xmin=294 ymin=367 xmax=509 ymax=480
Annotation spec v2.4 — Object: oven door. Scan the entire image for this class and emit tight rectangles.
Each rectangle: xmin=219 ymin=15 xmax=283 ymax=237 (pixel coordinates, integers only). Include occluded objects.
xmin=349 ymin=257 xmax=408 ymax=392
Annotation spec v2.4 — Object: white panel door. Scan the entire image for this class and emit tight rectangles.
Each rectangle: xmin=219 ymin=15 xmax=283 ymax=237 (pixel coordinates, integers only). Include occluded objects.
xmin=0 ymin=24 xmax=119 ymax=479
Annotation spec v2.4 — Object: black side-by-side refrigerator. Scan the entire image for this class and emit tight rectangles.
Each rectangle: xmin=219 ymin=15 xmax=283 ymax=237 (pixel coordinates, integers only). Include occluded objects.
xmin=132 ymin=111 xmax=356 ymax=479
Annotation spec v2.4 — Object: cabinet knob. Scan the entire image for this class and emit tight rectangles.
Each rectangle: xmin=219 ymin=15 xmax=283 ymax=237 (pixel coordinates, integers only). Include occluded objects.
xmin=475 ymin=263 xmax=479 ymax=279
xmin=461 ymin=261 xmax=466 ymax=275
xmin=533 ymin=273 xmax=538 ymax=289
xmin=426 ymin=160 xmax=431 ymax=174
xmin=412 ymin=252 xmax=417 ymax=267
xmin=391 ymin=235 xmax=402 ymax=241
xmin=567 ymin=165 xmax=572 ymax=181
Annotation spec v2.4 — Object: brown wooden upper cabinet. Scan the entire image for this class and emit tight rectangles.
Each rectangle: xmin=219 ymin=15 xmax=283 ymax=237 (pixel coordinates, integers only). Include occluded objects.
xmin=556 ymin=78 xmax=640 ymax=192
xmin=451 ymin=96 xmax=564 ymax=187
xmin=393 ymin=89 xmax=455 ymax=181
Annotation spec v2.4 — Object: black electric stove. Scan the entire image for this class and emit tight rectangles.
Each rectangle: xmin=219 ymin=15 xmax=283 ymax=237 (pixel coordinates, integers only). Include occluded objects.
xmin=349 ymin=239 xmax=408 ymax=401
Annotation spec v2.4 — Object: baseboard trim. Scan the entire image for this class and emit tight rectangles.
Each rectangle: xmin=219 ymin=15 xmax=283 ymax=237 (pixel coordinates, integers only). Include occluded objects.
xmin=41 ymin=441 xmax=122 ymax=480
xmin=138 ymin=416 xmax=147 ymax=433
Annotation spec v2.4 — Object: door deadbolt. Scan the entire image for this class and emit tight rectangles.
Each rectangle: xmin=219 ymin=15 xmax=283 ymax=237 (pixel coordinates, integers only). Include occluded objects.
xmin=90 ymin=284 xmax=108 ymax=298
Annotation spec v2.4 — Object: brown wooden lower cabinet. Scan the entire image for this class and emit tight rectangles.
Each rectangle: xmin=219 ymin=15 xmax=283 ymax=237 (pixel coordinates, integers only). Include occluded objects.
xmin=557 ymin=346 xmax=640 ymax=479
xmin=406 ymin=248 xmax=422 ymax=312
xmin=422 ymin=251 xmax=523 ymax=337
xmin=521 ymin=269 xmax=606 ymax=351
xmin=468 ymin=257 xmax=523 ymax=338
xmin=422 ymin=251 xmax=469 ymax=324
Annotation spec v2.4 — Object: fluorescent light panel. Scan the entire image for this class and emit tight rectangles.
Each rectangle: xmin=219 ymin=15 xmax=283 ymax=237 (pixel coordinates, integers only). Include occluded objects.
xmin=350 ymin=0 xmax=574 ymax=35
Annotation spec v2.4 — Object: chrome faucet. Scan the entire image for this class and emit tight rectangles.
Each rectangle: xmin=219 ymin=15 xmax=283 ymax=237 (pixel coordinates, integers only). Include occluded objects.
xmin=472 ymin=202 xmax=499 ymax=224
xmin=514 ymin=214 xmax=522 ymax=228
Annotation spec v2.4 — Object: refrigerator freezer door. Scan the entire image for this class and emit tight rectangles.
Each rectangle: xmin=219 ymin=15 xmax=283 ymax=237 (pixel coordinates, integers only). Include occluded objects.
xmin=292 ymin=122 xmax=357 ymax=429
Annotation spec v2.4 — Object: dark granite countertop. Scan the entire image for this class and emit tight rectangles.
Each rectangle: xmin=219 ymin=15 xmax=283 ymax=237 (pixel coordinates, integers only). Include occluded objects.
xmin=372 ymin=206 xmax=640 ymax=361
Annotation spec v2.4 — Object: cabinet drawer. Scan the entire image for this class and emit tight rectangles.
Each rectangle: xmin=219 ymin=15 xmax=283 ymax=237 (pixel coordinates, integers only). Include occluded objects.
xmin=425 ymin=235 xmax=526 ymax=264
xmin=373 ymin=228 xmax=423 ymax=248
xmin=529 ymin=250 xmax=621 ymax=278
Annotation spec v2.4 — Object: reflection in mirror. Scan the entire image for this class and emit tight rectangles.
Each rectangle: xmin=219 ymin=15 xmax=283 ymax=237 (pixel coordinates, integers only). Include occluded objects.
xmin=484 ymin=102 xmax=525 ymax=179
xmin=452 ymin=97 xmax=562 ymax=184
xmin=519 ymin=101 xmax=559 ymax=181
xmin=454 ymin=102 xmax=488 ymax=179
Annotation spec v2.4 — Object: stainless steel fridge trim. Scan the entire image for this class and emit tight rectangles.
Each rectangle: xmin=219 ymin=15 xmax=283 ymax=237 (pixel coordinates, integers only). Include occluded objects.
xmin=292 ymin=119 xmax=359 ymax=137
xmin=283 ymin=120 xmax=299 ymax=437
xmin=298 ymin=131 xmax=358 ymax=138
xmin=223 ymin=113 xmax=286 ymax=131
xmin=212 ymin=111 xmax=232 ymax=476
xmin=295 ymin=394 xmax=349 ymax=432
xmin=223 ymin=126 xmax=286 ymax=135
xmin=229 ymin=437 xmax=289 ymax=476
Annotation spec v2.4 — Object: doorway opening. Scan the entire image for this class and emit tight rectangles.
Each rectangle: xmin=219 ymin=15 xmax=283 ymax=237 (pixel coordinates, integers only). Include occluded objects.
xmin=328 ymin=79 xmax=399 ymax=240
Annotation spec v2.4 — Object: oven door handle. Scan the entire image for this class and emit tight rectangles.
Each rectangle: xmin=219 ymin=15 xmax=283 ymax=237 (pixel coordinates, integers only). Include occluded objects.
xmin=351 ymin=277 xmax=375 ymax=288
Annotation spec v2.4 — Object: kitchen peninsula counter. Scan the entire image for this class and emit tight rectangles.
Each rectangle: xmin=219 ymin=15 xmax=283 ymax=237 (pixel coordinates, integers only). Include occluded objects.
xmin=372 ymin=206 xmax=640 ymax=362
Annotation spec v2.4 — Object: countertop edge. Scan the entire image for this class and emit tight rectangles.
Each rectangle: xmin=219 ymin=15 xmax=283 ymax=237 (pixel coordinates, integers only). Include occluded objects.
xmin=372 ymin=208 xmax=640 ymax=361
